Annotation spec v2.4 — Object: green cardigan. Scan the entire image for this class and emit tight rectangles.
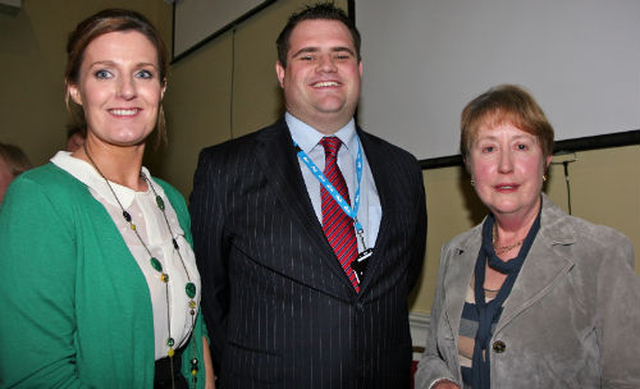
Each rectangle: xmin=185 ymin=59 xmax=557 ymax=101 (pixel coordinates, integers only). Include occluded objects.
xmin=0 ymin=163 xmax=207 ymax=388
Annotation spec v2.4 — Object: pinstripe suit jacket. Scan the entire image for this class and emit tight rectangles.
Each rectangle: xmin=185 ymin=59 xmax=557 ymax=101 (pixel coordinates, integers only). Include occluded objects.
xmin=190 ymin=118 xmax=427 ymax=389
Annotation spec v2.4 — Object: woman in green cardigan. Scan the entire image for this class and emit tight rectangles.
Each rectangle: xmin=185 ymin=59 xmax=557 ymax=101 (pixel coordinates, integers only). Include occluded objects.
xmin=0 ymin=9 xmax=214 ymax=388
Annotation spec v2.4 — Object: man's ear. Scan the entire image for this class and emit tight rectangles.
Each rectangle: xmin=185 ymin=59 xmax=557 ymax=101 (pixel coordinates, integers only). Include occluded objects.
xmin=275 ymin=61 xmax=286 ymax=88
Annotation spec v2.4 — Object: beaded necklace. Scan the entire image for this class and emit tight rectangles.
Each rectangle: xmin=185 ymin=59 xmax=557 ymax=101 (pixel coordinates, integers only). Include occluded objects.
xmin=83 ymin=143 xmax=199 ymax=388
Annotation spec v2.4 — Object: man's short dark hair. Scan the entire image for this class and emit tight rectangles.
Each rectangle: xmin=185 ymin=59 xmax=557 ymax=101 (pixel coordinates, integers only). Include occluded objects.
xmin=276 ymin=2 xmax=361 ymax=68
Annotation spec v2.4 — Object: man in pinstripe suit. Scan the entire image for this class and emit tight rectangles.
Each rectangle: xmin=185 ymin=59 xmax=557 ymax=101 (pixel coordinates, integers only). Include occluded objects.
xmin=190 ymin=4 xmax=427 ymax=388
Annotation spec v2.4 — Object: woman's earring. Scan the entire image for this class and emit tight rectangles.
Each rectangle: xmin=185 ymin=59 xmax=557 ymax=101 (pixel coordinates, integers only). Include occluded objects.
xmin=542 ymin=174 xmax=548 ymax=182
xmin=470 ymin=177 xmax=475 ymax=186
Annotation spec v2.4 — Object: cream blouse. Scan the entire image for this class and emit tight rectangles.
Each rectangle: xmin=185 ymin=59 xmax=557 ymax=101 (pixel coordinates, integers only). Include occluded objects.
xmin=51 ymin=151 xmax=201 ymax=360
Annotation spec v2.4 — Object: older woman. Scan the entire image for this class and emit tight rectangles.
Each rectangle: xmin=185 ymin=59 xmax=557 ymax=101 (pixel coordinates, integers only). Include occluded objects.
xmin=415 ymin=85 xmax=640 ymax=388
xmin=0 ymin=9 xmax=213 ymax=388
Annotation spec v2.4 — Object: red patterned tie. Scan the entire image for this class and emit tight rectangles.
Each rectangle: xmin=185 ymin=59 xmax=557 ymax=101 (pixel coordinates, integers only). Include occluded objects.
xmin=321 ymin=137 xmax=359 ymax=292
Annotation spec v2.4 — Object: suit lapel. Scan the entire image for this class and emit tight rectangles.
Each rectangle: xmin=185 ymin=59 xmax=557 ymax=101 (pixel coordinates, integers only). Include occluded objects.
xmin=254 ymin=120 xmax=318 ymax=233
xmin=353 ymin=130 xmax=390 ymax=292
xmin=358 ymin=130 xmax=390 ymax=236
xmin=254 ymin=120 xmax=357 ymax=293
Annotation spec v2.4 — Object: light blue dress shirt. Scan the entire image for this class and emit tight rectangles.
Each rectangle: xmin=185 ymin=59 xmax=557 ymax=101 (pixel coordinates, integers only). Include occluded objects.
xmin=286 ymin=113 xmax=382 ymax=251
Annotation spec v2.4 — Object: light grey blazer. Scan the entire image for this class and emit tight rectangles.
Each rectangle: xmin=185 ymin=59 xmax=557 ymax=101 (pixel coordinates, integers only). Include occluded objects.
xmin=416 ymin=194 xmax=640 ymax=388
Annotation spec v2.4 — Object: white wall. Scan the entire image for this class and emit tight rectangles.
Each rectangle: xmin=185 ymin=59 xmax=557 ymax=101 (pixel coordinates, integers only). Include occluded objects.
xmin=355 ymin=0 xmax=640 ymax=161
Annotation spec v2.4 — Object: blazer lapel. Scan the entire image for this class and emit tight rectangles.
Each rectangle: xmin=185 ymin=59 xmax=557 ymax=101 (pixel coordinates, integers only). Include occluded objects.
xmin=495 ymin=196 xmax=576 ymax=334
xmin=254 ymin=120 xmax=357 ymax=293
xmin=437 ymin=196 xmax=577 ymax=342
xmin=444 ymin=229 xmax=482 ymax=339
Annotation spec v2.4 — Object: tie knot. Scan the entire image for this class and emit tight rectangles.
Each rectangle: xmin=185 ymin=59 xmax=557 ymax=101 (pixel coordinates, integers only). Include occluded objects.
xmin=321 ymin=136 xmax=342 ymax=158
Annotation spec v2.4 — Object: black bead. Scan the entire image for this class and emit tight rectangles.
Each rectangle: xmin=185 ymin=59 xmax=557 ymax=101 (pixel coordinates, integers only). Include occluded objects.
xmin=172 ymin=238 xmax=179 ymax=250
xmin=123 ymin=211 xmax=132 ymax=223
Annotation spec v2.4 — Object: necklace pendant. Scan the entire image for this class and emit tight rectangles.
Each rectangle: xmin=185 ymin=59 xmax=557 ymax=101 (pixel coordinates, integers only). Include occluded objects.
xmin=155 ymin=195 xmax=165 ymax=210
xmin=185 ymin=282 xmax=196 ymax=298
xmin=150 ymin=257 xmax=163 ymax=272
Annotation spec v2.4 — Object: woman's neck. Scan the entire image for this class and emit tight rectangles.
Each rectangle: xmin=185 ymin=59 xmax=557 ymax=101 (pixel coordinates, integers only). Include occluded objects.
xmin=493 ymin=198 xmax=542 ymax=247
xmin=75 ymin=140 xmax=147 ymax=191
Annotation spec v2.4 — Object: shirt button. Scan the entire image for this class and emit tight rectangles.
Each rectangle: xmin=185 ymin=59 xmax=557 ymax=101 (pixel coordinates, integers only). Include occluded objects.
xmin=492 ymin=340 xmax=506 ymax=353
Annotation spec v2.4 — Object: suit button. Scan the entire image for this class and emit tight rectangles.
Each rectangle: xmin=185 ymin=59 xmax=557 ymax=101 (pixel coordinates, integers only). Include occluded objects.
xmin=356 ymin=302 xmax=364 ymax=311
xmin=492 ymin=340 xmax=506 ymax=353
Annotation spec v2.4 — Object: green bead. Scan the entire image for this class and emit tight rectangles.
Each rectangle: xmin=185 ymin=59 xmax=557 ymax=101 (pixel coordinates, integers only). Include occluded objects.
xmin=155 ymin=196 xmax=165 ymax=210
xmin=185 ymin=282 xmax=196 ymax=298
xmin=166 ymin=337 xmax=175 ymax=347
xmin=150 ymin=257 xmax=162 ymax=272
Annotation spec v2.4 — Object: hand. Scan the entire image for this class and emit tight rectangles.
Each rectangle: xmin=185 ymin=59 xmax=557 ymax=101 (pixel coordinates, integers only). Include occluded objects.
xmin=432 ymin=379 xmax=460 ymax=389
xmin=202 ymin=336 xmax=216 ymax=389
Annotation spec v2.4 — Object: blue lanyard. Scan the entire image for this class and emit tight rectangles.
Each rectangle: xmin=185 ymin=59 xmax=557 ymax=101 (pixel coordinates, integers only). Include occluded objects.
xmin=294 ymin=138 xmax=365 ymax=240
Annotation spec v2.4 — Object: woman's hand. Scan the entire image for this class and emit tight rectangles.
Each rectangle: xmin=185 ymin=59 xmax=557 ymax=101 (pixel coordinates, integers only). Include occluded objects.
xmin=432 ymin=379 xmax=460 ymax=389
xmin=202 ymin=336 xmax=216 ymax=389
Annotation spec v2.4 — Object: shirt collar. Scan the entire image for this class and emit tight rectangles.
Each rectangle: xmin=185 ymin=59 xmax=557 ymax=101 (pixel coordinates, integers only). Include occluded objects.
xmin=50 ymin=150 xmax=151 ymax=209
xmin=285 ymin=112 xmax=359 ymax=157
